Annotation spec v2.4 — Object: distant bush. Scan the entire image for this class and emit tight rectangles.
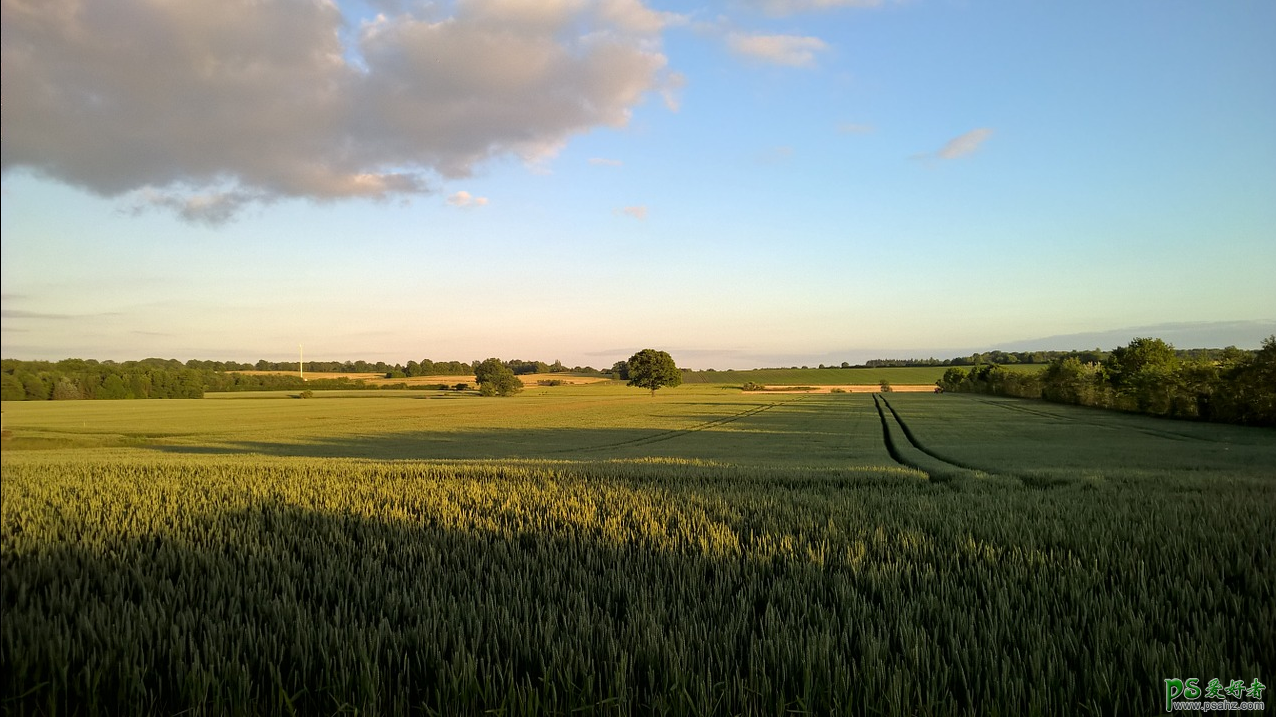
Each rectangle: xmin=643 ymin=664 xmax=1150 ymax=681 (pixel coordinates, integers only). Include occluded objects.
xmin=298 ymin=390 xmax=314 ymax=399
xmin=453 ymin=383 xmax=470 ymax=392
xmin=537 ymin=380 xmax=566 ymax=387
xmin=830 ymin=388 xmax=847 ymax=394
xmin=879 ymin=380 xmax=893 ymax=393
xmin=741 ymin=381 xmax=765 ymax=391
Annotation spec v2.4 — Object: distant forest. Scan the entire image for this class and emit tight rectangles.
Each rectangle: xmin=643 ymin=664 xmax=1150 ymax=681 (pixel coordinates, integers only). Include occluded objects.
xmin=0 ymin=357 xmax=604 ymax=402
xmin=3 ymin=340 xmax=1273 ymax=427
xmin=936 ymin=337 xmax=1275 ymax=427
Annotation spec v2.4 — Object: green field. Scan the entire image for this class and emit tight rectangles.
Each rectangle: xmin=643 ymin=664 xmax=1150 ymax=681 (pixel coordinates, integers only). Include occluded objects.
xmin=2 ymin=385 xmax=1274 ymax=715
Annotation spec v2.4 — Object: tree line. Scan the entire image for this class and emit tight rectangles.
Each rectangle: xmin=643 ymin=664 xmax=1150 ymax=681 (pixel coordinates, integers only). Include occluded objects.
xmin=230 ymin=358 xmax=602 ymax=377
xmin=1 ymin=358 xmax=207 ymax=401
xmin=0 ymin=356 xmax=606 ymax=401
xmin=936 ymin=337 xmax=1275 ymax=427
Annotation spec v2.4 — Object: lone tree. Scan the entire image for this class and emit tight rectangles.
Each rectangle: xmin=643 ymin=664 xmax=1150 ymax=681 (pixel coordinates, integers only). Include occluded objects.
xmin=474 ymin=358 xmax=523 ymax=397
xmin=626 ymin=349 xmax=682 ymax=396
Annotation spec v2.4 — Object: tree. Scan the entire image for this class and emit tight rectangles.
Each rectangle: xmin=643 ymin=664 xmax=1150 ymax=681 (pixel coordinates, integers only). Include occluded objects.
xmin=610 ymin=361 xmax=629 ymax=380
xmin=937 ymin=367 xmax=967 ymax=393
xmin=1106 ymin=337 xmax=1177 ymax=389
xmin=474 ymin=358 xmax=522 ymax=397
xmin=51 ymin=378 xmax=82 ymax=400
xmin=1106 ymin=337 xmax=1178 ymax=413
xmin=98 ymin=374 xmax=129 ymax=400
xmin=625 ymin=349 xmax=681 ymax=396
xmin=1215 ymin=335 xmax=1276 ymax=426
xmin=1 ymin=373 xmax=24 ymax=401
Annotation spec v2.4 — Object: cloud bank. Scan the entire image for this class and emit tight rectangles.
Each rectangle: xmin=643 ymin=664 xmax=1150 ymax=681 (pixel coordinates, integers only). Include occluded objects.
xmin=0 ymin=0 xmax=676 ymax=222
xmin=747 ymin=0 xmax=886 ymax=17
xmin=727 ymin=32 xmax=828 ymax=67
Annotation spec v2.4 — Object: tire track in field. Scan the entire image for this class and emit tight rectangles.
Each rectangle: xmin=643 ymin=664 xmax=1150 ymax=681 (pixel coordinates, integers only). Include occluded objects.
xmin=878 ymin=396 xmax=990 ymax=474
xmin=872 ymin=394 xmax=932 ymax=478
xmin=557 ymin=397 xmax=803 ymax=455
xmin=971 ymin=397 xmax=1215 ymax=443
xmin=876 ymin=396 xmax=1026 ymax=485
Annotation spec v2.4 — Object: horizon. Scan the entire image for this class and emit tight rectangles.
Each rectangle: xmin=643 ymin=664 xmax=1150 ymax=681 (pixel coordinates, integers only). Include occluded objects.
xmin=4 ymin=318 xmax=1272 ymax=372
xmin=4 ymin=1 xmax=1275 ymax=367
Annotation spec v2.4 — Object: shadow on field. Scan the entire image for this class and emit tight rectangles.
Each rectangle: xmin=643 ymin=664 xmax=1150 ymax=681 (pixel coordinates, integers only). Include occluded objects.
xmin=8 ymin=473 xmax=1271 ymax=717
xmin=9 ymin=500 xmax=838 ymax=715
xmin=151 ymin=427 xmax=662 ymax=459
xmin=10 ymin=490 xmax=982 ymax=716
xmin=148 ymin=426 xmax=825 ymax=461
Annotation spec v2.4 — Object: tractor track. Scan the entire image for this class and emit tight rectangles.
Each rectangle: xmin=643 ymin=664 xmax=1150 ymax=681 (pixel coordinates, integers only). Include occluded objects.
xmin=875 ymin=395 xmax=1027 ymax=484
xmin=878 ymin=395 xmax=990 ymax=474
xmin=871 ymin=394 xmax=931 ymax=477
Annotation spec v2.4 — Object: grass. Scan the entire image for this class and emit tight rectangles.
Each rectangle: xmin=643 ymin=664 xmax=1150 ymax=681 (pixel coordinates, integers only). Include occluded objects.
xmin=879 ymin=392 xmax=1276 ymax=481
xmin=2 ymin=384 xmax=1273 ymax=715
xmin=1 ymin=385 xmax=894 ymax=467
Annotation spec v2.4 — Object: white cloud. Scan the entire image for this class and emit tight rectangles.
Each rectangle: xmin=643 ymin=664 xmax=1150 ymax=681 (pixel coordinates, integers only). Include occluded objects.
xmin=747 ymin=0 xmax=885 ymax=16
xmin=933 ymin=128 xmax=995 ymax=159
xmin=589 ymin=158 xmax=624 ymax=167
xmin=726 ymin=32 xmax=828 ymax=67
xmin=0 ymin=0 xmax=676 ymax=222
xmin=599 ymin=0 xmax=686 ymax=33
xmin=618 ymin=205 xmax=648 ymax=220
xmin=447 ymin=190 xmax=489 ymax=207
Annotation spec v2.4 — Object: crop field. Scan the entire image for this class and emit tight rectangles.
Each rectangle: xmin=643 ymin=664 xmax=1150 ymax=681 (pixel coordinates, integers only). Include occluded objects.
xmin=2 ymin=385 xmax=1274 ymax=715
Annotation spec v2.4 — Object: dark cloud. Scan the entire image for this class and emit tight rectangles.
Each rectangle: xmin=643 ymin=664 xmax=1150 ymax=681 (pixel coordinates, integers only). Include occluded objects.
xmin=1 ymin=0 xmax=675 ymax=223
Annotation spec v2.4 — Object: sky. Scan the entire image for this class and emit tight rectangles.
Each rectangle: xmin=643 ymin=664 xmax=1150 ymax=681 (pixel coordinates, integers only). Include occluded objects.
xmin=3 ymin=0 xmax=1274 ymax=370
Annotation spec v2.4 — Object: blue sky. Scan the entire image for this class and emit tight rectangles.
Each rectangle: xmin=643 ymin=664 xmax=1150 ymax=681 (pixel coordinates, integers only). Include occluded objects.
xmin=3 ymin=0 xmax=1274 ymax=369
